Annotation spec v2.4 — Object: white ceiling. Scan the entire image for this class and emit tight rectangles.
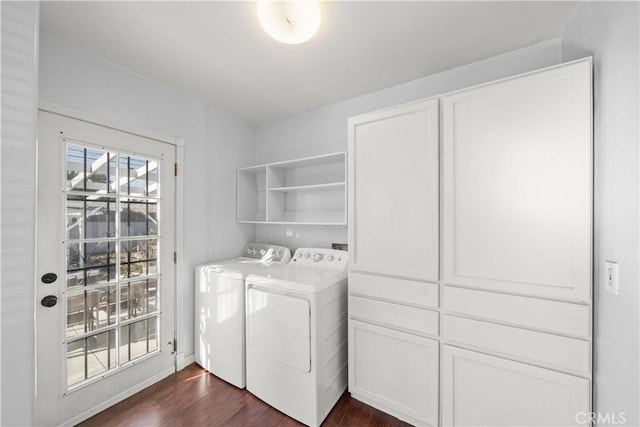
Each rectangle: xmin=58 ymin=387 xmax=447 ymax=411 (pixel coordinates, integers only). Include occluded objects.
xmin=40 ymin=1 xmax=580 ymax=124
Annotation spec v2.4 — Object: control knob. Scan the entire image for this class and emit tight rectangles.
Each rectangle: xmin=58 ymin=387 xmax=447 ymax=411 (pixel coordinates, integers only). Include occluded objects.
xmin=313 ymin=253 xmax=323 ymax=262
xmin=327 ymin=255 xmax=334 ymax=261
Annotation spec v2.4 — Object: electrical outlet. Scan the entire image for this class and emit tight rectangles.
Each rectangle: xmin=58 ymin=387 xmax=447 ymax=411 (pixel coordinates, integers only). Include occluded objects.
xmin=604 ymin=261 xmax=619 ymax=295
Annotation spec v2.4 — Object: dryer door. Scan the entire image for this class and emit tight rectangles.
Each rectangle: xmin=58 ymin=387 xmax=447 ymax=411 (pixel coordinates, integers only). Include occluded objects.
xmin=247 ymin=286 xmax=311 ymax=372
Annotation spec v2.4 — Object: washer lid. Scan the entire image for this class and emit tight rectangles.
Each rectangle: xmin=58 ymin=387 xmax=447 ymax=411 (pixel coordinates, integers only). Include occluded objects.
xmin=247 ymin=265 xmax=346 ymax=293
xmin=197 ymin=258 xmax=286 ymax=279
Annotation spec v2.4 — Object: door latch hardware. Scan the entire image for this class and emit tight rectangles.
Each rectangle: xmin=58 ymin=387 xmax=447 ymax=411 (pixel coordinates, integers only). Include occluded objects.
xmin=41 ymin=295 xmax=58 ymax=308
xmin=41 ymin=273 xmax=58 ymax=284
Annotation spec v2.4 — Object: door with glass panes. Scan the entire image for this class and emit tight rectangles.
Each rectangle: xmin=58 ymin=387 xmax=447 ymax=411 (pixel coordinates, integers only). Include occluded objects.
xmin=35 ymin=110 xmax=176 ymax=426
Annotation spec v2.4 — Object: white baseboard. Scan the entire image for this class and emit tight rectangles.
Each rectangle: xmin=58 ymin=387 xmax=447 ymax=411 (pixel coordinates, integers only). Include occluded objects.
xmin=177 ymin=352 xmax=195 ymax=370
xmin=62 ymin=366 xmax=175 ymax=427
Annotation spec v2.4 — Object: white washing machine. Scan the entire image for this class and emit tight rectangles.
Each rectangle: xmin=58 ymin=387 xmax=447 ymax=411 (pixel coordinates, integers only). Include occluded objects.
xmin=245 ymin=248 xmax=348 ymax=427
xmin=194 ymin=243 xmax=291 ymax=388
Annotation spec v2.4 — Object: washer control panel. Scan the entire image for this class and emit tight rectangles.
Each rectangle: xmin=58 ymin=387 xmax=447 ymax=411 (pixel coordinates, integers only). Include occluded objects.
xmin=291 ymin=248 xmax=347 ymax=269
xmin=242 ymin=244 xmax=292 ymax=263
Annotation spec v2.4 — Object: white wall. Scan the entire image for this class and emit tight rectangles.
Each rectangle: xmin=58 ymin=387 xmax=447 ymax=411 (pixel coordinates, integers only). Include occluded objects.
xmin=562 ymin=2 xmax=640 ymax=425
xmin=0 ymin=2 xmax=39 ymax=425
xmin=38 ymin=32 xmax=256 ymax=368
xmin=254 ymin=38 xmax=563 ymax=250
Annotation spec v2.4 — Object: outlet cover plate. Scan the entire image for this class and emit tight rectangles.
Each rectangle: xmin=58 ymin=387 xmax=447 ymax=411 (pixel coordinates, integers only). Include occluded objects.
xmin=604 ymin=261 xmax=619 ymax=295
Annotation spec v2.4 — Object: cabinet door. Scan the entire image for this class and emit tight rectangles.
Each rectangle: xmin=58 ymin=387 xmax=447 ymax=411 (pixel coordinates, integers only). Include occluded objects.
xmin=349 ymin=320 xmax=439 ymax=426
xmin=442 ymin=59 xmax=592 ymax=302
xmin=348 ymin=99 xmax=439 ymax=282
xmin=442 ymin=345 xmax=590 ymax=427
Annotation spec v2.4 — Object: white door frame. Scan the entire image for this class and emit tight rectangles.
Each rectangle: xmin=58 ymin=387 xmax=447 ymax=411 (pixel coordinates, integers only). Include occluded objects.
xmin=36 ymin=100 xmax=186 ymax=421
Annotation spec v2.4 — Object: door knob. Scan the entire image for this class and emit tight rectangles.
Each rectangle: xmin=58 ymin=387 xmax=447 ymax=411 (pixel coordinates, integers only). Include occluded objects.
xmin=41 ymin=273 xmax=57 ymax=284
xmin=41 ymin=295 xmax=58 ymax=308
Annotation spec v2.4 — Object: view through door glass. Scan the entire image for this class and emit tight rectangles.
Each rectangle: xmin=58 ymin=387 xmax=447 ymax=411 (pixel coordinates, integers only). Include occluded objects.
xmin=64 ymin=143 xmax=162 ymax=388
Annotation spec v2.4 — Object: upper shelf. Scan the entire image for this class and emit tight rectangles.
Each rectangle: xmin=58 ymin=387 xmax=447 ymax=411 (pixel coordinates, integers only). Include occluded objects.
xmin=239 ymin=152 xmax=345 ymax=172
xmin=237 ymin=164 xmax=267 ymax=174
xmin=269 ymin=182 xmax=345 ymax=192
xmin=236 ymin=151 xmax=347 ymax=226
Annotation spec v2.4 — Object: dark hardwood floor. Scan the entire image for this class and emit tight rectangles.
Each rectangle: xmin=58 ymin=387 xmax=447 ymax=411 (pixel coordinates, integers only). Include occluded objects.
xmin=78 ymin=364 xmax=411 ymax=427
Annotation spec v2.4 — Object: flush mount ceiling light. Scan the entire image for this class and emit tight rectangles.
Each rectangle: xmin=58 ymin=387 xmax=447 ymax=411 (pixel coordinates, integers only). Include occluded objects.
xmin=257 ymin=0 xmax=321 ymax=45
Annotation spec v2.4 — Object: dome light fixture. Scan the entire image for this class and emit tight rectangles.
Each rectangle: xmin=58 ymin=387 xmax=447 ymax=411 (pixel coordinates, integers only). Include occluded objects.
xmin=257 ymin=0 xmax=321 ymax=45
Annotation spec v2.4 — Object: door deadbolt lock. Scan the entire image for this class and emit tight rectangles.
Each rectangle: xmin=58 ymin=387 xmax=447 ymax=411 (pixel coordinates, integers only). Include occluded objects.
xmin=41 ymin=273 xmax=57 ymax=284
xmin=41 ymin=295 xmax=58 ymax=308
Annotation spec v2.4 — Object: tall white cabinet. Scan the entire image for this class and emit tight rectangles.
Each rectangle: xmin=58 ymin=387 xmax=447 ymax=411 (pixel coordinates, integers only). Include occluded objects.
xmin=348 ymin=99 xmax=440 ymax=426
xmin=348 ymin=59 xmax=592 ymax=427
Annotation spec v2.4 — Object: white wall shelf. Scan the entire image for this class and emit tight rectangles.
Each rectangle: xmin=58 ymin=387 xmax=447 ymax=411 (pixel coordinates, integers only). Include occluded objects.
xmin=269 ymin=182 xmax=345 ymax=192
xmin=237 ymin=152 xmax=347 ymax=226
xmin=237 ymin=166 xmax=267 ymax=223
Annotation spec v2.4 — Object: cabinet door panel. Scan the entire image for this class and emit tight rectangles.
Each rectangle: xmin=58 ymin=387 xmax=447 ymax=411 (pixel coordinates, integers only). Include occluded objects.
xmin=442 ymin=346 xmax=590 ymax=426
xmin=442 ymin=60 xmax=592 ymax=302
xmin=349 ymin=320 xmax=438 ymax=426
xmin=349 ymin=272 xmax=439 ymax=309
xmin=443 ymin=286 xmax=591 ymax=338
xmin=350 ymin=296 xmax=439 ymax=336
xmin=443 ymin=315 xmax=590 ymax=376
xmin=348 ymin=99 xmax=439 ymax=281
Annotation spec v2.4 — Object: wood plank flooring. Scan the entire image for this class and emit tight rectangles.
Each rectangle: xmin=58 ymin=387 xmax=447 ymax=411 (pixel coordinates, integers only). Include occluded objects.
xmin=78 ymin=364 xmax=411 ymax=427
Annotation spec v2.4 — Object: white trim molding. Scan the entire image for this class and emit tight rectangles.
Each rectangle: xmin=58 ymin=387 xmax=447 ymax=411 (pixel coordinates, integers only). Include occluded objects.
xmin=38 ymin=100 xmax=185 ymax=147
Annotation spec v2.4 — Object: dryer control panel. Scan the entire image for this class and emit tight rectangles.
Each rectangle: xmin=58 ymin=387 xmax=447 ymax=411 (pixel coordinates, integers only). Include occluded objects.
xmin=291 ymin=248 xmax=348 ymax=269
xmin=242 ymin=244 xmax=291 ymax=263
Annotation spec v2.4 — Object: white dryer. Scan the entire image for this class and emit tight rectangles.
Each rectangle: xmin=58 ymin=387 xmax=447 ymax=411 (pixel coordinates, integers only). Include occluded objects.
xmin=195 ymin=243 xmax=291 ymax=388
xmin=245 ymin=248 xmax=348 ymax=427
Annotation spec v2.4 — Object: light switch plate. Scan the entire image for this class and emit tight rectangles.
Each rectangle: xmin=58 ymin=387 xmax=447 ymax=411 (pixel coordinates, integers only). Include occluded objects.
xmin=604 ymin=261 xmax=619 ymax=295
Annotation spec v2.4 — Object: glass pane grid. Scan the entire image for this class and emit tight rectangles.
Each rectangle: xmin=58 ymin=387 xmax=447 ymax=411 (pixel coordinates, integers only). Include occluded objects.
xmin=64 ymin=144 xmax=162 ymax=389
xmin=65 ymin=285 xmax=116 ymax=339
xmin=65 ymin=189 xmax=162 ymax=203
xmin=66 ymin=329 xmax=116 ymax=388
xmin=121 ymin=317 xmax=158 ymax=365
xmin=65 ymin=236 xmax=161 ymax=244
xmin=66 ymin=143 xmax=117 ymax=194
